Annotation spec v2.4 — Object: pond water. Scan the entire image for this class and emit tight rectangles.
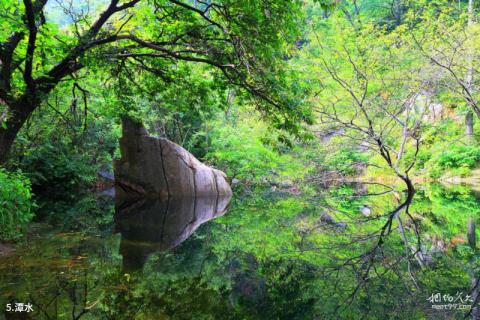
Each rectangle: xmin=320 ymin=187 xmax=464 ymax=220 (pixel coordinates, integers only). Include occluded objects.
xmin=0 ymin=183 xmax=479 ymax=319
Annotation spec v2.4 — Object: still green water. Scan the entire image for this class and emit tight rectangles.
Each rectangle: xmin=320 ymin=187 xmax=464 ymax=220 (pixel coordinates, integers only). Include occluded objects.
xmin=0 ymin=183 xmax=479 ymax=319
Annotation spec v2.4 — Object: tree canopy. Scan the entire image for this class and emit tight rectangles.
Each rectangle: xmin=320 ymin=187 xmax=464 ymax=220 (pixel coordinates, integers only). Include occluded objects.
xmin=0 ymin=0 xmax=319 ymax=164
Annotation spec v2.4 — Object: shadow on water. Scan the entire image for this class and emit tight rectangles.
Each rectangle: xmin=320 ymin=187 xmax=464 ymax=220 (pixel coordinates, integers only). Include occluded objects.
xmin=114 ymin=195 xmax=231 ymax=271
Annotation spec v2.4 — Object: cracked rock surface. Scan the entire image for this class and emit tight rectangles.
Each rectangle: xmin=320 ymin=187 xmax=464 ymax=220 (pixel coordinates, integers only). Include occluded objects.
xmin=114 ymin=117 xmax=232 ymax=199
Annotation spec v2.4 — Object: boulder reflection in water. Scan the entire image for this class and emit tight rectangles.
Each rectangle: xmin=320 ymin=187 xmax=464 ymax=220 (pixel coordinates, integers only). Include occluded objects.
xmin=114 ymin=195 xmax=231 ymax=271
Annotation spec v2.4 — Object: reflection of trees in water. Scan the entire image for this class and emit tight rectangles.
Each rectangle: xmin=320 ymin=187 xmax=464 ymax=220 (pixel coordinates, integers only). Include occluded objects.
xmin=28 ymin=269 xmax=93 ymax=320
xmin=204 ymin=182 xmax=478 ymax=318
xmin=1 ymin=233 xmax=106 ymax=320
xmin=3 ymin=195 xmax=231 ymax=320
xmin=297 ymin=182 xmax=479 ymax=318
xmin=2 ymin=185 xmax=478 ymax=319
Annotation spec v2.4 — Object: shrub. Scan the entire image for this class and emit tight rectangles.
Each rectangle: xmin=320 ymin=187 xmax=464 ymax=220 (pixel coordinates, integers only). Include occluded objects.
xmin=0 ymin=169 xmax=34 ymax=240
xmin=20 ymin=141 xmax=97 ymax=197
xmin=426 ymin=144 xmax=480 ymax=178
xmin=324 ymin=148 xmax=368 ymax=176
xmin=206 ymin=120 xmax=283 ymax=182
xmin=205 ymin=117 xmax=310 ymax=185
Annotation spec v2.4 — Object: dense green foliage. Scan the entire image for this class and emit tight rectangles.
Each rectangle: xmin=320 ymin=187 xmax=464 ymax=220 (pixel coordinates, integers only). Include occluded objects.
xmin=1 ymin=0 xmax=480 ymax=319
xmin=206 ymin=112 xmax=312 ymax=185
xmin=427 ymin=144 xmax=480 ymax=177
xmin=0 ymin=169 xmax=34 ymax=240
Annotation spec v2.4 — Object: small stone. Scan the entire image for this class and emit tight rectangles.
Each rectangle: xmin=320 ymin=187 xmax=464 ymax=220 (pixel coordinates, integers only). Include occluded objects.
xmin=360 ymin=205 xmax=371 ymax=217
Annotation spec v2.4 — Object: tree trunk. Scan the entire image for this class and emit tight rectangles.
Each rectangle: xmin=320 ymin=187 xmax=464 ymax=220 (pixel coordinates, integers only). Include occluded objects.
xmin=467 ymin=218 xmax=479 ymax=320
xmin=393 ymin=0 xmax=403 ymax=26
xmin=466 ymin=0 xmax=476 ymax=139
xmin=466 ymin=110 xmax=474 ymax=140
xmin=468 ymin=218 xmax=476 ymax=250
xmin=0 ymin=100 xmax=35 ymax=165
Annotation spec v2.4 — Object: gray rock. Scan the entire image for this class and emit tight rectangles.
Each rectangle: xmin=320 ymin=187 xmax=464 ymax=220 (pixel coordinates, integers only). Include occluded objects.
xmin=360 ymin=205 xmax=371 ymax=217
xmin=114 ymin=117 xmax=232 ymax=198
xmin=97 ymin=170 xmax=115 ymax=181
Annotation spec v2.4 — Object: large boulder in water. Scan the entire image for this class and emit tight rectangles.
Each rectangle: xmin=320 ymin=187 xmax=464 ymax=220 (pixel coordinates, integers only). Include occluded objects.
xmin=114 ymin=117 xmax=232 ymax=198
